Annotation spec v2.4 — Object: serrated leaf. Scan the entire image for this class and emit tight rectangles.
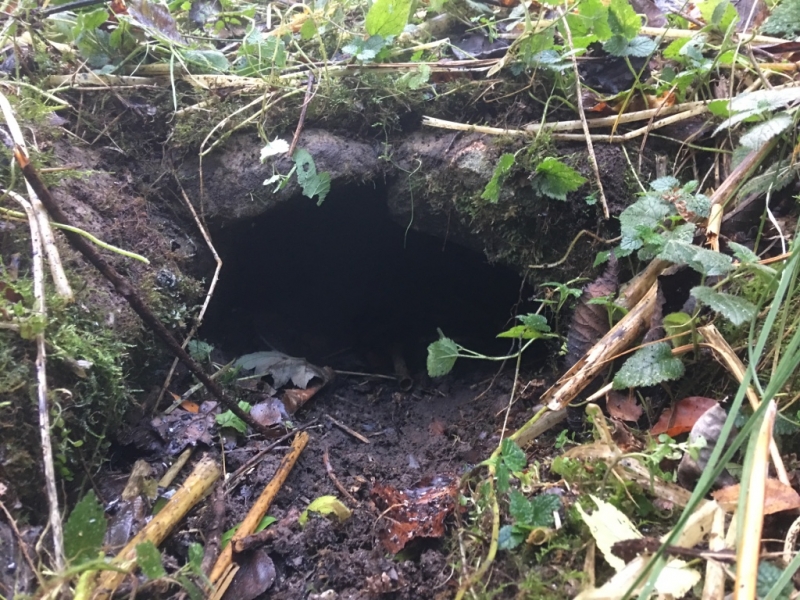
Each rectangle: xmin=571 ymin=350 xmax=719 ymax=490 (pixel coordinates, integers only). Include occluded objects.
xmin=365 ymin=0 xmax=413 ymax=37
xmin=659 ymin=239 xmax=734 ymax=276
xmin=605 ymin=35 xmax=656 ymax=57
xmin=613 ymin=342 xmax=685 ymax=389
xmin=698 ymin=0 xmax=738 ymax=29
xmin=136 ymin=541 xmax=166 ymax=579
xmin=427 ymin=336 xmax=459 ymax=377
xmin=756 ymin=561 xmax=793 ymax=600
xmin=496 ymin=463 xmax=511 ymax=493
xmin=299 ymin=495 xmax=352 ymax=526
xmin=292 ymin=148 xmax=331 ymax=204
xmin=650 ymin=176 xmax=680 ymax=192
xmin=508 ymin=490 xmax=560 ymax=528
xmin=691 ymin=286 xmax=757 ymax=326
xmin=509 ymin=489 xmax=533 ymax=523
xmin=607 ymin=0 xmax=641 ymax=39
xmin=305 ymin=171 xmax=331 ymax=205
xmin=64 ymin=491 xmax=107 ymax=565
xmin=728 ymin=241 xmax=759 ymax=263
xmin=498 ymin=524 xmax=524 ymax=550
xmin=500 ymin=438 xmax=527 ymax=472
xmin=740 ymin=114 xmax=793 ymax=150
xmin=762 ymin=0 xmax=800 ymax=37
xmin=518 ymin=313 xmax=550 ymax=333
xmin=619 ymin=194 xmax=674 ymax=250
xmin=570 ymin=0 xmax=611 ymax=40
xmin=534 ymin=157 xmax=587 ymax=201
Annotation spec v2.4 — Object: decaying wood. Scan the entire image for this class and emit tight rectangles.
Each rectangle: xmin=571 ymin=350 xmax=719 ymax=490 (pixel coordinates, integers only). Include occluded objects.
xmin=93 ymin=455 xmax=221 ymax=599
xmin=210 ymin=431 xmax=309 ymax=593
xmin=13 ymin=149 xmax=271 ymax=436
xmin=542 ymin=284 xmax=658 ymax=412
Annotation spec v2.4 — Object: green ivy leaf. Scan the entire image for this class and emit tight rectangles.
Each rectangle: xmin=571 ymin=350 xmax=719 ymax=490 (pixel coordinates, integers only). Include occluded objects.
xmin=136 ymin=541 xmax=167 ymax=579
xmin=365 ymin=0 xmax=413 ymax=37
xmin=481 ymin=153 xmax=516 ymax=203
xmin=691 ymin=286 xmax=757 ymax=326
xmin=427 ymin=335 xmax=459 ymax=377
xmin=533 ymin=157 xmax=587 ymax=201
xmin=64 ymin=491 xmax=107 ymax=565
xmin=613 ymin=342 xmax=685 ymax=389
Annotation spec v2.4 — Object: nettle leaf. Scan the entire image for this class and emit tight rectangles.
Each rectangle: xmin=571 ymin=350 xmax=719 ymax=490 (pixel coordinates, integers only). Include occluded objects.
xmin=533 ymin=157 xmax=587 ymax=201
xmin=605 ymin=35 xmax=656 ymax=57
xmin=497 ymin=313 xmax=552 ymax=339
xmin=569 ymin=0 xmax=611 ymax=40
xmin=614 ymin=342 xmax=684 ymax=389
xmin=756 ymin=561 xmax=793 ymax=600
xmin=496 ymin=463 xmax=511 ymax=494
xmin=650 ymin=176 xmax=680 ymax=192
xmin=659 ymin=239 xmax=734 ymax=276
xmin=619 ymin=194 xmax=674 ymax=250
xmin=500 ymin=438 xmax=527 ymax=472
xmin=365 ymin=0 xmax=413 ymax=37
xmin=427 ymin=335 xmax=459 ymax=377
xmin=607 ymin=0 xmax=641 ymax=39
xmin=509 ymin=490 xmax=561 ymax=528
xmin=728 ymin=241 xmax=759 ymax=263
xmin=136 ymin=541 xmax=166 ymax=579
xmin=64 ymin=491 xmax=107 ymax=565
xmin=740 ymin=114 xmax=793 ymax=150
xmin=762 ymin=0 xmax=800 ymax=37
xmin=482 ymin=153 xmax=516 ymax=203
xmin=498 ymin=524 xmax=525 ymax=550
xmin=691 ymin=286 xmax=757 ymax=326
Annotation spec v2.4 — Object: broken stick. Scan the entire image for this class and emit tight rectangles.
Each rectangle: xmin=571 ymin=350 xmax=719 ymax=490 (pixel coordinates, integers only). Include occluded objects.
xmin=210 ymin=431 xmax=309 ymax=591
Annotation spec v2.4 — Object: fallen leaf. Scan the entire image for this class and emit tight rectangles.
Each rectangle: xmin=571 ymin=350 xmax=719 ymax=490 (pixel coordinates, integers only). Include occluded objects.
xmin=180 ymin=400 xmax=200 ymax=413
xmin=712 ymin=479 xmax=800 ymax=514
xmin=221 ymin=548 xmax=275 ymax=600
xmin=576 ymin=495 xmax=642 ymax=572
xmin=150 ymin=402 xmax=217 ymax=455
xmin=371 ymin=474 xmax=458 ymax=553
xmin=651 ymin=396 xmax=719 ymax=437
xmin=234 ymin=351 xmax=327 ymax=389
xmin=607 ymin=390 xmax=643 ymax=422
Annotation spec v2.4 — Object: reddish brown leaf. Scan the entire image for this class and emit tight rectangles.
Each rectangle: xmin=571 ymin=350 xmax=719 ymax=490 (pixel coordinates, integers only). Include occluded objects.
xmin=607 ymin=390 xmax=643 ymax=422
xmin=429 ymin=418 xmax=447 ymax=436
xmin=712 ymin=479 xmax=800 ymax=514
xmin=651 ymin=396 xmax=719 ymax=437
xmin=371 ymin=474 xmax=458 ymax=553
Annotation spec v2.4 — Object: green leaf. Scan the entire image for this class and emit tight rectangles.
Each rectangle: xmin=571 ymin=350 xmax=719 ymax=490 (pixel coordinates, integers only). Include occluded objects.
xmin=698 ymin=0 xmax=738 ymax=29
xmin=508 ymin=489 xmax=533 ymax=523
xmin=221 ymin=525 xmax=238 ymax=549
xmin=64 ymin=491 xmax=107 ymax=565
xmin=496 ymin=462 xmax=511 ymax=494
xmin=365 ymin=0 xmax=413 ymax=37
xmin=663 ymin=312 xmax=694 ymax=347
xmin=607 ymin=0 xmax=641 ymax=39
xmin=300 ymin=18 xmax=318 ymax=40
xmin=659 ymin=240 xmax=734 ymax=276
xmin=613 ymin=342 xmax=685 ymax=389
xmin=216 ymin=401 xmax=251 ymax=434
xmin=757 ymin=561 xmax=793 ymax=600
xmin=177 ymin=575 xmax=205 ymax=600
xmin=497 ymin=313 xmax=552 ymax=339
xmin=508 ymin=490 xmax=560 ymax=528
xmin=498 ymin=524 xmax=525 ymax=550
xmin=604 ymin=35 xmax=656 ymax=57
xmin=740 ymin=114 xmax=793 ymax=150
xmin=533 ymin=157 xmax=587 ymax=201
xmin=481 ymin=153 xmax=515 ymax=203
xmin=293 ymin=148 xmax=331 ymax=204
xmin=427 ymin=335 xmax=459 ymax=377
xmin=188 ymin=543 xmax=204 ymax=575
xmin=187 ymin=339 xmax=213 ymax=362
xmin=568 ymin=0 xmax=611 ymax=40
xmin=619 ymin=194 xmax=674 ymax=252
xmin=691 ymin=286 xmax=757 ymax=326
xmin=255 ymin=514 xmax=277 ymax=533
xmin=136 ymin=541 xmax=167 ymax=579
xmin=500 ymin=438 xmax=527 ymax=472
xmin=762 ymin=0 xmax=800 ymax=37
xmin=182 ymin=49 xmax=229 ymax=72
xmin=299 ymin=495 xmax=352 ymax=526
xmin=728 ymin=241 xmax=759 ymax=263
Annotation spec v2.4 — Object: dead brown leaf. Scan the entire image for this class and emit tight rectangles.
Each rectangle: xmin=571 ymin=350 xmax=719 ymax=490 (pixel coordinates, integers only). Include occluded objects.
xmin=712 ymin=479 xmax=800 ymax=514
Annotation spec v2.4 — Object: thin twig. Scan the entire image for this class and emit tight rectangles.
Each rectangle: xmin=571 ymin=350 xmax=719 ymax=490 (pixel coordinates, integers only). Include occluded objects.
xmin=528 ymin=230 xmax=620 ymax=269
xmin=287 ymin=73 xmax=315 ymax=157
xmin=324 ymin=413 xmax=370 ymax=444
xmin=4 ymin=189 xmax=65 ymax=572
xmin=323 ymin=446 xmax=358 ymax=505
xmin=560 ymin=4 xmax=608 ymax=218
xmin=154 ymin=183 xmax=223 ymax=412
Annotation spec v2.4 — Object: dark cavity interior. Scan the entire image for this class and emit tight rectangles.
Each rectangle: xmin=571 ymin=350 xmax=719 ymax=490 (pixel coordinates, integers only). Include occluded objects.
xmin=202 ymin=184 xmax=530 ymax=375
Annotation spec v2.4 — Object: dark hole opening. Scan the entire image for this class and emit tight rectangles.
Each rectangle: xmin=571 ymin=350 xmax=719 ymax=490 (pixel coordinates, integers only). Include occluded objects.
xmin=202 ymin=184 xmax=533 ymax=376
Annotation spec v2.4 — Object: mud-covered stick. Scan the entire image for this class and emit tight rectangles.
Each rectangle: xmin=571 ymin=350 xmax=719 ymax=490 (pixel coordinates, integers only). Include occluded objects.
xmin=13 ymin=147 xmax=271 ymax=436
